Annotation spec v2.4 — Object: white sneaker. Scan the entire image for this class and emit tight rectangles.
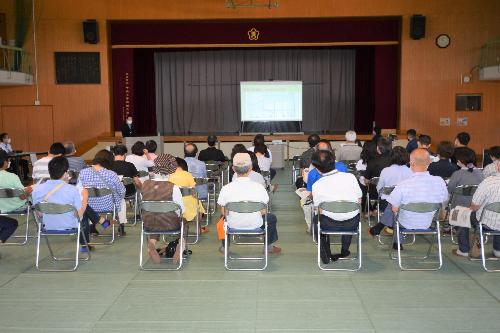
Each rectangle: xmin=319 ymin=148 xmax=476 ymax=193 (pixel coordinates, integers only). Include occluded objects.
xmin=452 ymin=249 xmax=469 ymax=257
xmin=493 ymin=249 xmax=500 ymax=258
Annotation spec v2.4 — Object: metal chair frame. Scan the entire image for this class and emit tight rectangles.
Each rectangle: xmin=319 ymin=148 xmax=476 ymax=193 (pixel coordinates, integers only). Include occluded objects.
xmin=194 ymin=177 xmax=215 ymax=227
xmin=477 ymin=202 xmax=500 ymax=272
xmin=139 ymin=200 xmax=185 ymax=271
xmin=224 ymin=201 xmax=268 ymax=271
xmin=291 ymin=155 xmax=301 ymax=185
xmin=444 ymin=184 xmax=479 ymax=244
xmin=33 ymin=203 xmax=90 ymax=272
xmin=390 ymin=202 xmax=443 ymax=271
xmin=316 ymin=201 xmax=362 ymax=271
xmin=122 ymin=177 xmax=139 ymax=226
xmin=0 ymin=188 xmax=34 ymax=245
xmin=86 ymin=187 xmax=117 ymax=245
xmin=179 ymin=186 xmax=201 ymax=245
xmin=376 ymin=186 xmax=395 ymax=245
xmin=365 ymin=177 xmax=379 ymax=227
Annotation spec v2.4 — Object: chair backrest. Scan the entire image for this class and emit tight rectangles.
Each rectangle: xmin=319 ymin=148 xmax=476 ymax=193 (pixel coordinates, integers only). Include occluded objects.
xmin=453 ymin=184 xmax=478 ymax=196
xmin=34 ymin=202 xmax=79 ymax=217
xmin=121 ymin=177 xmax=134 ymax=186
xmin=225 ymin=201 xmax=267 ymax=214
xmin=318 ymin=201 xmax=360 ymax=214
xmin=399 ymin=202 xmax=441 ymax=213
xmin=261 ymin=170 xmax=270 ymax=178
xmin=141 ymin=200 xmax=182 ymax=214
xmin=483 ymin=202 xmax=500 ymax=214
xmin=0 ymin=188 xmax=24 ymax=198
xmin=341 ymin=160 xmax=358 ymax=170
xmin=205 ymin=162 xmax=222 ymax=171
xmin=379 ymin=186 xmax=395 ymax=196
xmin=86 ymin=187 xmax=113 ymax=198
xmin=179 ymin=187 xmax=197 ymax=197
xmin=138 ymin=170 xmax=149 ymax=178
xmin=369 ymin=177 xmax=379 ymax=186
xmin=194 ymin=177 xmax=209 ymax=185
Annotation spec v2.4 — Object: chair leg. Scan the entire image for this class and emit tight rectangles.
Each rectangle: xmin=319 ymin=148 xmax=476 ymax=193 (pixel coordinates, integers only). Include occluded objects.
xmin=479 ymin=225 xmax=500 ymax=272
xmin=3 ymin=212 xmax=31 ymax=246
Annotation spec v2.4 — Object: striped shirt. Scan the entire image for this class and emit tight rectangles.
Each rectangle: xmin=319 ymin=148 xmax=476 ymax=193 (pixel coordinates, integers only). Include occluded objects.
xmin=77 ymin=167 xmax=125 ymax=213
xmin=387 ymin=171 xmax=448 ymax=229
xmin=377 ymin=164 xmax=413 ymax=200
xmin=32 ymin=156 xmax=52 ymax=180
xmin=472 ymin=174 xmax=500 ymax=230
xmin=185 ymin=157 xmax=208 ymax=199
xmin=66 ymin=156 xmax=87 ymax=172
xmin=483 ymin=160 xmax=499 ymax=178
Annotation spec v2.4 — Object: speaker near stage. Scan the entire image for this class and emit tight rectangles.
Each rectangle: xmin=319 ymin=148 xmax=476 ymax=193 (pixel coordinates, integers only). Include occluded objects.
xmin=410 ymin=14 xmax=426 ymax=40
xmin=83 ymin=19 xmax=99 ymax=44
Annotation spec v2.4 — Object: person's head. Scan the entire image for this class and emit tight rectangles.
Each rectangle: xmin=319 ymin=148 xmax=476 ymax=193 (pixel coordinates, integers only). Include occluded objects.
xmin=417 ymin=134 xmax=432 ymax=149
xmin=49 ymin=142 xmax=66 ymax=157
xmin=92 ymin=149 xmax=114 ymax=169
xmin=145 ymin=140 xmax=157 ymax=154
xmin=455 ymin=147 xmax=477 ymax=172
xmin=345 ymin=130 xmax=357 ymax=143
xmin=112 ymin=144 xmax=127 ymax=160
xmin=207 ymin=135 xmax=217 ymax=147
xmin=436 ymin=141 xmax=454 ymax=159
xmin=406 ymin=129 xmax=417 ymax=140
xmin=232 ymin=152 xmax=252 ymax=176
xmin=455 ymin=132 xmax=470 ymax=147
xmin=390 ymin=146 xmax=409 ymax=166
xmin=0 ymin=133 xmax=10 ymax=144
xmin=409 ymin=148 xmax=431 ymax=172
xmin=253 ymin=134 xmax=265 ymax=147
xmin=307 ymin=134 xmax=320 ymax=148
xmin=247 ymin=151 xmax=260 ymax=173
xmin=48 ymin=156 xmax=69 ymax=180
xmin=131 ymin=141 xmax=146 ymax=156
xmin=184 ymin=143 xmax=198 ymax=158
xmin=0 ymin=150 xmax=9 ymax=170
xmin=175 ymin=157 xmax=189 ymax=172
xmin=488 ymin=146 xmax=500 ymax=162
xmin=311 ymin=150 xmax=336 ymax=174
xmin=361 ymin=142 xmax=377 ymax=164
xmin=377 ymin=137 xmax=392 ymax=155
xmin=126 ymin=116 xmax=133 ymax=125
xmin=231 ymin=144 xmax=247 ymax=160
xmin=63 ymin=141 xmax=76 ymax=156
xmin=316 ymin=139 xmax=333 ymax=152
xmin=373 ymin=126 xmax=381 ymax=136
xmin=254 ymin=144 xmax=267 ymax=156
xmin=153 ymin=154 xmax=177 ymax=175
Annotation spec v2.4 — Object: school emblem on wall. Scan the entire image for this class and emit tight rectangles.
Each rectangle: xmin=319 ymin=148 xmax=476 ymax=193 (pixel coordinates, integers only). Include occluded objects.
xmin=248 ymin=28 xmax=260 ymax=41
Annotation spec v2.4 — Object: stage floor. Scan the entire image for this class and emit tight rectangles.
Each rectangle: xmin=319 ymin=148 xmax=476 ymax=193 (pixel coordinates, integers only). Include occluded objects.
xmin=1 ymin=164 xmax=500 ymax=332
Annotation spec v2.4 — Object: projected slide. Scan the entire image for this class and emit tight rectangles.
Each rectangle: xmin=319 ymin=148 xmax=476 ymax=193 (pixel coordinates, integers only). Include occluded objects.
xmin=240 ymin=81 xmax=302 ymax=122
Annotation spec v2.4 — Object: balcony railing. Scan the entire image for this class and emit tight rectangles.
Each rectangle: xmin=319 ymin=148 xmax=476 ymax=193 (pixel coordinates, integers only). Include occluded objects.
xmin=0 ymin=44 xmax=32 ymax=75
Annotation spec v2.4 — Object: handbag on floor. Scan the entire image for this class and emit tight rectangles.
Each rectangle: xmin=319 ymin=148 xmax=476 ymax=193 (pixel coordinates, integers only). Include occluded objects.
xmin=216 ymin=216 xmax=225 ymax=240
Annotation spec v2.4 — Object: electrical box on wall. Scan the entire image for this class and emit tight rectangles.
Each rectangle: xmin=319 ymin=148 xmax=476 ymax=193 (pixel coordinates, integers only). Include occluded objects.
xmin=479 ymin=66 xmax=500 ymax=80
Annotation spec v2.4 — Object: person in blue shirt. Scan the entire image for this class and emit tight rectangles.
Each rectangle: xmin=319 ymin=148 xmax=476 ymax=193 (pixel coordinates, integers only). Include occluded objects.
xmin=406 ymin=129 xmax=418 ymax=154
xmin=306 ymin=139 xmax=348 ymax=192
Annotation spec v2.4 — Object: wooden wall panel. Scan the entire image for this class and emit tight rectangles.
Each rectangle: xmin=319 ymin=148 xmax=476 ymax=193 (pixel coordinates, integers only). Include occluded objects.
xmin=0 ymin=0 xmax=498 ymax=153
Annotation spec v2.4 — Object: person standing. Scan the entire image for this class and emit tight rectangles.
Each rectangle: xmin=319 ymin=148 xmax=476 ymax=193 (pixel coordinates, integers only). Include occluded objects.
xmin=121 ymin=116 xmax=135 ymax=137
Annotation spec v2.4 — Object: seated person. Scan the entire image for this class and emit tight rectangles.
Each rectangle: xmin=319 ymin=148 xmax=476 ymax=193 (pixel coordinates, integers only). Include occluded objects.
xmin=299 ymin=133 xmax=320 ymax=173
xmin=142 ymin=154 xmax=185 ymax=264
xmin=483 ymin=146 xmax=500 ymax=178
xmin=428 ymin=141 xmax=458 ymax=179
xmin=364 ymin=137 xmax=393 ymax=214
xmin=447 ymin=147 xmax=484 ymax=208
xmin=64 ymin=141 xmax=87 ymax=172
xmin=32 ymin=142 xmax=66 ymax=181
xmin=312 ymin=150 xmax=362 ymax=262
xmin=248 ymin=134 xmax=276 ymax=180
xmin=406 ymin=129 xmax=418 ymax=154
xmin=306 ymin=139 xmax=348 ymax=192
xmin=369 ymin=149 xmax=448 ymax=249
xmin=338 ymin=130 xmax=362 ymax=162
xmin=198 ymin=135 xmax=226 ymax=162
xmin=0 ymin=151 xmax=32 ymax=247
xmin=78 ymin=150 xmax=126 ymax=236
xmin=233 ymin=151 xmax=266 ymax=187
xmin=417 ymin=134 xmax=438 ymax=162
xmin=184 ymin=143 xmax=208 ymax=199
xmin=453 ymin=160 xmax=500 ymax=258
xmin=112 ymin=145 xmax=142 ymax=225
xmin=217 ymin=152 xmax=280 ymax=254
xmin=368 ymin=147 xmax=412 ymax=235
xmin=145 ymin=140 xmax=158 ymax=161
xmin=125 ymin=141 xmax=155 ymax=172
xmin=452 ymin=132 xmax=470 ymax=164
xmin=32 ymin=157 xmax=92 ymax=252
xmin=0 ymin=132 xmax=29 ymax=180
xmin=228 ymin=144 xmax=248 ymax=182
xmin=168 ymin=157 xmax=206 ymax=227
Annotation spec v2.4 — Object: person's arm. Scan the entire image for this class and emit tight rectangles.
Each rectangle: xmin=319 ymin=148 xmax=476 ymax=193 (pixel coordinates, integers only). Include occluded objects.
xmin=387 ymin=186 xmax=403 ymax=214
xmin=133 ymin=176 xmax=142 ymax=190
xmin=447 ymin=172 xmax=459 ymax=194
xmin=78 ymin=188 xmax=88 ymax=218
xmin=470 ymin=182 xmax=486 ymax=212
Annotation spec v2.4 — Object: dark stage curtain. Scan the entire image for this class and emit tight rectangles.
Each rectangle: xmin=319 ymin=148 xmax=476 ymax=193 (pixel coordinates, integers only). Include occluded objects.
xmin=154 ymin=48 xmax=355 ymax=134
xmin=134 ymin=49 xmax=157 ymax=136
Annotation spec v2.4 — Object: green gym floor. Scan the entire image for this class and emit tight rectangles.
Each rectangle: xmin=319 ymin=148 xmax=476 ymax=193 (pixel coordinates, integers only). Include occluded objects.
xmin=1 ymin=165 xmax=500 ymax=332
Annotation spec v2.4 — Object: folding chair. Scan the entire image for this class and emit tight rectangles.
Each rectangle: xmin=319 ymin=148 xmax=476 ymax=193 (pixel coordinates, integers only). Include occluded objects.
xmin=179 ymin=187 xmax=201 ymax=244
xmin=139 ymin=200 xmax=184 ymax=270
xmin=445 ymin=184 xmax=478 ymax=244
xmin=477 ymin=202 xmax=500 ymax=272
xmin=391 ymin=202 xmax=442 ymax=271
xmin=206 ymin=161 xmax=223 ymax=193
xmin=86 ymin=187 xmax=117 ymax=245
xmin=0 ymin=188 xmax=33 ymax=245
xmin=122 ymin=177 xmax=139 ymax=226
xmin=194 ymin=177 xmax=215 ymax=227
xmin=291 ymin=155 xmax=301 ymax=185
xmin=376 ymin=186 xmax=395 ymax=245
xmin=366 ymin=177 xmax=379 ymax=227
xmin=341 ymin=160 xmax=358 ymax=173
xmin=138 ymin=170 xmax=150 ymax=179
xmin=261 ymin=170 xmax=272 ymax=212
xmin=317 ymin=201 xmax=362 ymax=271
xmin=33 ymin=202 xmax=90 ymax=272
xmin=224 ymin=201 xmax=268 ymax=271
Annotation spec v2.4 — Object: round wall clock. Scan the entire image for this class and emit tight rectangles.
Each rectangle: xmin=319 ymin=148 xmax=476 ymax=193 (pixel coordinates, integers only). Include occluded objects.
xmin=436 ymin=34 xmax=451 ymax=48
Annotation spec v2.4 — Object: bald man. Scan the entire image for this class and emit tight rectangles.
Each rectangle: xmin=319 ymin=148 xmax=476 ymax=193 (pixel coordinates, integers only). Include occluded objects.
xmin=369 ymin=149 xmax=448 ymax=249
xmin=184 ymin=142 xmax=208 ymax=199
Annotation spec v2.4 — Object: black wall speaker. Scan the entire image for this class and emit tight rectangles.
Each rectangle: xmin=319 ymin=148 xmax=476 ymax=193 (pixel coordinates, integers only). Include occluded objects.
xmin=410 ymin=14 xmax=426 ymax=40
xmin=83 ymin=19 xmax=99 ymax=44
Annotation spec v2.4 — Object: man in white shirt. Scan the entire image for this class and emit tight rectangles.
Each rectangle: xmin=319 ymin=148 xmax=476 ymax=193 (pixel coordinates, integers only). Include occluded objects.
xmin=483 ymin=146 xmax=500 ymax=178
xmin=217 ymin=153 xmax=281 ymax=254
xmin=32 ymin=142 xmax=66 ymax=181
xmin=312 ymin=150 xmax=362 ymax=262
